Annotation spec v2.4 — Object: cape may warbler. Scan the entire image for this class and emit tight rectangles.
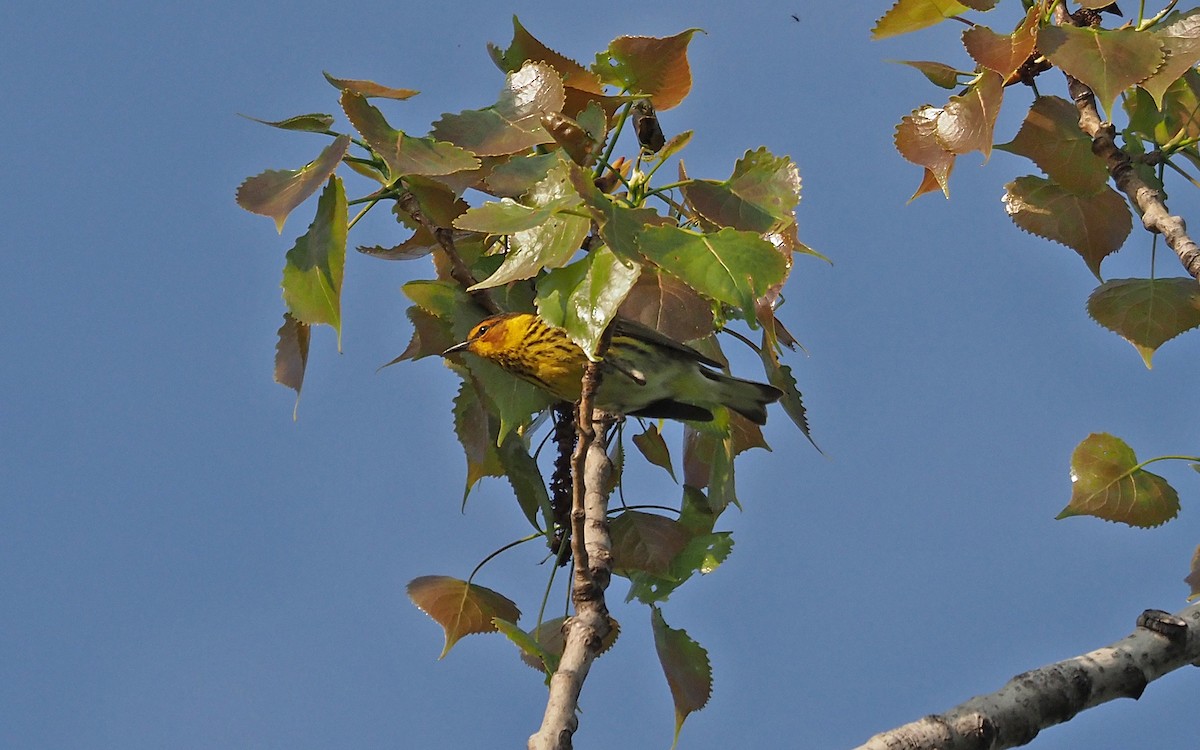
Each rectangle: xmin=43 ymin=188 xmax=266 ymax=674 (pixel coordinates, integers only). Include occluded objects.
xmin=443 ymin=312 xmax=782 ymax=424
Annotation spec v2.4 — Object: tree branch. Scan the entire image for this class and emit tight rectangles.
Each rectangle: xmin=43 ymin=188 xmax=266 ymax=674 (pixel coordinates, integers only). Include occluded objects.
xmin=1053 ymin=4 xmax=1200 ymax=282
xmin=528 ymin=362 xmax=615 ymax=750
xmin=850 ymin=602 xmax=1200 ymax=750
xmin=395 ymin=190 xmax=499 ymax=312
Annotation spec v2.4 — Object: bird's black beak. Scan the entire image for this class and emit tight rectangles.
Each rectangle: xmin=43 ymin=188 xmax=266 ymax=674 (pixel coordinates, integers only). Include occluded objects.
xmin=442 ymin=340 xmax=471 ymax=356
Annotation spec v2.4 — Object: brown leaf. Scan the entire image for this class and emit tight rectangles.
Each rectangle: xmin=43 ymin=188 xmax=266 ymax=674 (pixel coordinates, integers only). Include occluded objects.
xmin=632 ymin=424 xmax=678 ymax=481
xmin=1039 ymin=25 xmax=1165 ymax=116
xmin=1002 ymin=176 xmax=1130 ymax=278
xmin=895 ymin=106 xmax=956 ymax=198
xmin=236 ymin=135 xmax=350 ymax=233
xmin=997 ymin=96 xmax=1109 ymax=194
xmin=407 ymin=575 xmax=521 ymax=658
xmin=651 ymin=607 xmax=712 ymax=743
xmin=618 ymin=270 xmax=715 ymax=343
xmin=593 ymin=30 xmax=700 ymax=110
xmin=1186 ymin=545 xmax=1200 ymax=600
xmin=323 ymin=71 xmax=418 ymax=99
xmin=962 ymin=7 xmax=1038 ymax=80
xmin=611 ymin=511 xmax=692 ymax=577
xmin=936 ymin=71 xmax=1004 ymax=158
xmin=274 ymin=313 xmax=310 ymax=419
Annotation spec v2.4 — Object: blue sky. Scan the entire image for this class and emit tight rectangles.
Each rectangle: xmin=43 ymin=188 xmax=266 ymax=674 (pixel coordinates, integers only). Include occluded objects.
xmin=4 ymin=2 xmax=1197 ymax=748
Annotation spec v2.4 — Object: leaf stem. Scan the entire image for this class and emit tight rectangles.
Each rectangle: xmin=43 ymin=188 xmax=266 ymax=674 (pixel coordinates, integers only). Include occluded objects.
xmin=466 ymin=532 xmax=543 ymax=585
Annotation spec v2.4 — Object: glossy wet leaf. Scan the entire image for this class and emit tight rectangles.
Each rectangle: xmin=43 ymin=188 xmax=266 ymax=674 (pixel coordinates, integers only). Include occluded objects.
xmin=872 ymin=0 xmax=973 ymax=39
xmin=632 ymin=424 xmax=677 ymax=481
xmin=236 ymin=135 xmax=350 ymax=233
xmin=651 ymin=607 xmax=712 ymax=745
xmin=431 ymin=62 xmax=564 ymax=156
xmin=1087 ymin=277 xmax=1200 ymax=367
xmin=341 ymin=91 xmax=478 ymax=177
xmin=241 ymin=112 xmax=334 ymax=132
xmin=407 ymin=576 xmax=521 ymax=658
xmin=274 ymin=313 xmax=309 ymax=419
xmin=1002 ymin=176 xmax=1130 ymax=278
xmin=1142 ymin=9 xmax=1200 ymax=106
xmin=1039 ymin=25 xmax=1165 ymax=117
xmin=962 ymin=7 xmax=1038 ymax=80
xmin=997 ymin=96 xmax=1109 ymax=194
xmin=535 ymin=245 xmax=642 ymax=359
xmin=323 ymin=71 xmax=418 ymax=99
xmin=892 ymin=60 xmax=964 ymax=89
xmin=895 ymin=106 xmax=955 ymax=198
xmin=936 ymin=71 xmax=1003 ymax=159
xmin=281 ymin=176 xmax=346 ymax=344
xmin=1058 ymin=433 xmax=1180 ymax=528
xmin=681 ymin=147 xmax=801 ymax=233
xmin=636 ymin=226 xmax=788 ymax=318
xmin=618 ymin=270 xmax=714 ymax=343
xmin=592 ymin=29 xmax=700 ymax=110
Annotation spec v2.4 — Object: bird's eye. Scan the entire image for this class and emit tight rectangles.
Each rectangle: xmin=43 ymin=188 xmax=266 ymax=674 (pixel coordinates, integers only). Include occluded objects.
xmin=476 ymin=324 xmax=490 ymax=336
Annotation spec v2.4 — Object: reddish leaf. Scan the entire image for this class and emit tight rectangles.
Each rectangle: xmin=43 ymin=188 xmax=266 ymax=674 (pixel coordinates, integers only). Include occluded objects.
xmin=359 ymin=227 xmax=438 ymax=261
xmin=894 ymin=106 xmax=956 ymax=198
xmin=872 ymin=0 xmax=974 ymax=39
xmin=1086 ymin=277 xmax=1200 ymax=367
xmin=962 ymin=7 xmax=1038 ymax=80
xmin=341 ymin=91 xmax=478 ymax=177
xmin=997 ymin=96 xmax=1109 ymax=194
xmin=618 ymin=270 xmax=714 ymax=345
xmin=651 ymin=607 xmax=712 ymax=744
xmin=236 ymin=135 xmax=350 ymax=233
xmin=936 ymin=71 xmax=1003 ymax=158
xmin=403 ymin=175 xmax=470 ymax=228
xmin=407 ymin=576 xmax=521 ymax=658
xmin=274 ymin=313 xmax=309 ymax=419
xmin=1058 ymin=433 xmax=1180 ymax=528
xmin=632 ymin=424 xmax=677 ymax=481
xmin=323 ymin=71 xmax=418 ymax=99
xmin=431 ymin=62 xmax=565 ymax=156
xmin=489 ymin=16 xmax=604 ymax=94
xmin=611 ymin=511 xmax=692 ymax=577
xmin=1039 ymin=25 xmax=1165 ymax=117
xmin=1002 ymin=176 xmax=1130 ymax=278
xmin=391 ymin=306 xmax=455 ymax=363
xmin=592 ymin=29 xmax=700 ymax=110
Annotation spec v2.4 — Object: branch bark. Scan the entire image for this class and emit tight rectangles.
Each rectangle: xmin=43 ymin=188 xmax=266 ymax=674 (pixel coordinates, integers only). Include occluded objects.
xmin=1053 ymin=4 xmax=1200 ymax=282
xmin=851 ymin=601 xmax=1200 ymax=750
xmin=528 ymin=361 xmax=615 ymax=750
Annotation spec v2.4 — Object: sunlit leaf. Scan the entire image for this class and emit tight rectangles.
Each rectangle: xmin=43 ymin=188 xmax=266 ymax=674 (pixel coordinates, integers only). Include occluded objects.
xmin=341 ymin=91 xmax=478 ymax=177
xmin=1159 ymin=69 xmax=1200 ymax=142
xmin=236 ymin=135 xmax=350 ymax=233
xmin=323 ymin=71 xmax=419 ymax=99
xmin=891 ymin=60 xmax=965 ymax=88
xmin=618 ymin=270 xmax=714 ymax=343
xmin=567 ymin=163 xmax=673 ymax=259
xmin=681 ymin=147 xmax=801 ymax=233
xmin=281 ymin=176 xmax=346 ymax=345
xmin=637 ymin=226 xmax=788 ymax=318
xmin=1039 ymin=25 xmax=1165 ymax=117
xmin=962 ymin=7 xmax=1038 ymax=80
xmin=431 ymin=61 xmax=565 ymax=156
xmin=996 ymin=96 xmax=1109 ymax=194
xmin=872 ymin=0 xmax=973 ymax=39
xmin=407 ymin=576 xmax=521 ymax=658
xmin=240 ymin=112 xmax=335 ymax=132
xmin=895 ymin=106 xmax=956 ymax=198
xmin=489 ymin=16 xmax=604 ymax=94
xmin=454 ymin=195 xmax=576 ymax=234
xmin=651 ymin=607 xmax=712 ymax=745
xmin=632 ymin=424 xmax=678 ymax=481
xmin=535 ymin=245 xmax=642 ymax=358
xmin=592 ymin=29 xmax=700 ymax=110
xmin=1086 ymin=277 xmax=1200 ymax=367
xmin=1002 ymin=176 xmax=1130 ymax=278
xmin=274 ymin=313 xmax=309 ymax=419
xmin=1142 ymin=9 xmax=1200 ymax=106
xmin=1058 ymin=433 xmax=1180 ymax=528
xmin=937 ymin=71 xmax=1003 ymax=159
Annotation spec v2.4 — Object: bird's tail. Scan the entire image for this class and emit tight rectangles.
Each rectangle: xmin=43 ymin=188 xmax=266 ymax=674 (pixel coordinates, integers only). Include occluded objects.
xmin=701 ymin=370 xmax=783 ymax=425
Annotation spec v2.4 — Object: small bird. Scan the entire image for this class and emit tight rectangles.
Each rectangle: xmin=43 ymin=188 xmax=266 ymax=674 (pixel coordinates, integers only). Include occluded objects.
xmin=444 ymin=312 xmax=782 ymax=424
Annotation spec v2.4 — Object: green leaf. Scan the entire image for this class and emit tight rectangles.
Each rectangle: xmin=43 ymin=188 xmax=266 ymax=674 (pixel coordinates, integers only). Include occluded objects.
xmin=452 ymin=381 xmax=504 ymax=500
xmin=682 ymin=418 xmax=737 ymax=512
xmin=341 ymin=91 xmax=478 ymax=178
xmin=961 ymin=7 xmax=1039 ymax=80
xmin=407 ymin=576 xmax=521 ymax=659
xmin=236 ymin=135 xmax=350 ymax=233
xmin=1039 ymin=25 xmax=1165 ymax=117
xmin=240 ymin=112 xmax=335 ymax=132
xmin=567 ymin=163 xmax=673 ymax=259
xmin=997 ymin=96 xmax=1110 ymax=194
xmin=469 ymin=159 xmax=591 ymax=290
xmin=680 ymin=147 xmax=802 ymax=233
xmin=651 ymin=607 xmax=712 ymax=746
xmin=872 ymin=0 xmax=973 ymax=39
xmin=453 ymin=196 xmax=576 ymax=234
xmin=540 ymin=103 xmax=607 ymax=166
xmin=485 ymin=152 xmax=560 ymax=197
xmin=389 ymin=305 xmax=455 ymax=363
xmin=1086 ymin=277 xmax=1200 ymax=367
xmin=469 ymin=357 xmax=556 ymax=446
xmin=273 ymin=313 xmax=310 ymax=419
xmin=1002 ymin=176 xmax=1130 ymax=278
xmin=632 ymin=424 xmax=677 ymax=481
xmin=760 ymin=349 xmax=814 ymax=443
xmin=535 ymin=245 xmax=642 ymax=358
xmin=323 ymin=71 xmax=419 ymax=99
xmin=636 ymin=226 xmax=788 ymax=318
xmin=403 ymin=175 xmax=471 ymax=228
xmin=1058 ymin=433 xmax=1180 ymax=528
xmin=891 ymin=60 xmax=966 ymax=89
xmin=431 ymin=61 xmax=565 ymax=156
xmin=1142 ymin=9 xmax=1200 ymax=106
xmin=592 ymin=29 xmax=700 ymax=110
xmin=516 ymin=616 xmax=621 ymax=672
xmin=497 ymin=430 xmax=553 ymax=532
xmin=281 ymin=176 xmax=346 ymax=345
xmin=494 ymin=617 xmax=558 ymax=675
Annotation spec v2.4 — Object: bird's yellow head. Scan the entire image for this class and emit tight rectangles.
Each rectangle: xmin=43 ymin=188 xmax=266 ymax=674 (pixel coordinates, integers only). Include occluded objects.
xmin=443 ymin=312 xmax=535 ymax=360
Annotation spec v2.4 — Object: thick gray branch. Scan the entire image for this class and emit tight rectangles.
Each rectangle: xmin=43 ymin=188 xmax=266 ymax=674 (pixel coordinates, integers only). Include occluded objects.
xmin=851 ymin=602 xmax=1200 ymax=750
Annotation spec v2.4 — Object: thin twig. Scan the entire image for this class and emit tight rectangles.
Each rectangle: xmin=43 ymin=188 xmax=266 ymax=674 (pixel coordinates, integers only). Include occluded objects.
xmin=395 ymin=190 xmax=500 ymax=312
